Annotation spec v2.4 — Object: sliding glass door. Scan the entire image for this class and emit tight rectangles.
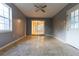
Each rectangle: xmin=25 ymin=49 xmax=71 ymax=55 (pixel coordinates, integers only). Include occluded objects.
xmin=32 ymin=20 xmax=45 ymax=35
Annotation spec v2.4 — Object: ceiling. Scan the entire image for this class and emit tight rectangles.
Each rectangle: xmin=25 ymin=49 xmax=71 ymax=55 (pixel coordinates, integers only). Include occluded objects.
xmin=14 ymin=3 xmax=68 ymax=18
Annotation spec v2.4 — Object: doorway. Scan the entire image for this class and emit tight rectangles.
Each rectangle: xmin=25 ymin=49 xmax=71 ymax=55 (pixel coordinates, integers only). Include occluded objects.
xmin=32 ymin=20 xmax=45 ymax=35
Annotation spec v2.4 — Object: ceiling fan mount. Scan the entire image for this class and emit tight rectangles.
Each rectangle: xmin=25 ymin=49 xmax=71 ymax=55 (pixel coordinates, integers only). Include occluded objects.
xmin=34 ymin=4 xmax=47 ymax=13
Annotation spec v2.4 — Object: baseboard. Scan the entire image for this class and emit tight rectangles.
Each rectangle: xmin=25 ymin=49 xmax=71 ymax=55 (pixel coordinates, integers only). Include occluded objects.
xmin=0 ymin=35 xmax=26 ymax=50
xmin=53 ymin=36 xmax=66 ymax=43
xmin=45 ymin=34 xmax=53 ymax=37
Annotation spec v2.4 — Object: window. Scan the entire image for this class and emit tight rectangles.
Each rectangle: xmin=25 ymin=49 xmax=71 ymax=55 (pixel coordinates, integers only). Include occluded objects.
xmin=0 ymin=3 xmax=12 ymax=32
xmin=67 ymin=5 xmax=79 ymax=30
xmin=70 ymin=9 xmax=79 ymax=29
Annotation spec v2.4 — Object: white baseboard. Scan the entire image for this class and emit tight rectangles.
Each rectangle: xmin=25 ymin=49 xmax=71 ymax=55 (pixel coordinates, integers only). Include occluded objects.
xmin=45 ymin=34 xmax=53 ymax=37
xmin=0 ymin=35 xmax=26 ymax=50
xmin=53 ymin=36 xmax=66 ymax=43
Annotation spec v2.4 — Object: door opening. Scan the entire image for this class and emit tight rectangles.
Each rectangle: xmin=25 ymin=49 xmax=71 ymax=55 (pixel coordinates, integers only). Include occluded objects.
xmin=32 ymin=20 xmax=45 ymax=35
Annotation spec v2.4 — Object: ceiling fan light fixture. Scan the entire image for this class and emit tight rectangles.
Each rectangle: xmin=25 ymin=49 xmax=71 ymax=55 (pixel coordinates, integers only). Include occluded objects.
xmin=34 ymin=4 xmax=47 ymax=13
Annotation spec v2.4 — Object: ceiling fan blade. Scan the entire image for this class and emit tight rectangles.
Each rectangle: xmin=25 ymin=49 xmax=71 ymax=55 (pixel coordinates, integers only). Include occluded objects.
xmin=41 ymin=9 xmax=45 ymax=13
xmin=35 ymin=9 xmax=40 ymax=12
xmin=34 ymin=5 xmax=39 ymax=8
xmin=42 ymin=5 xmax=47 ymax=8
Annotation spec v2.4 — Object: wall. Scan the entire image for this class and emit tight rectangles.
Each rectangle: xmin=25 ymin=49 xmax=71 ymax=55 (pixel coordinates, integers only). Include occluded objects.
xmin=0 ymin=3 xmax=26 ymax=47
xmin=66 ymin=4 xmax=79 ymax=49
xmin=52 ymin=3 xmax=77 ymax=42
xmin=45 ymin=18 xmax=53 ymax=35
xmin=26 ymin=18 xmax=53 ymax=35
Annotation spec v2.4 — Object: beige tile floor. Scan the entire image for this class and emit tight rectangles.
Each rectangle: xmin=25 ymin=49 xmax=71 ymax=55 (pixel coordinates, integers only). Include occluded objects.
xmin=0 ymin=36 xmax=79 ymax=56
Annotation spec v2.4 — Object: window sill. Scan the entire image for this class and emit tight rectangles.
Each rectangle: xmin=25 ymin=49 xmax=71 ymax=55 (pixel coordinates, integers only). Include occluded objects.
xmin=0 ymin=30 xmax=12 ymax=33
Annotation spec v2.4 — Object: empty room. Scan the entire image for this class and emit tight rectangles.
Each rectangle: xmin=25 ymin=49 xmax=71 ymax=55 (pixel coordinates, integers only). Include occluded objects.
xmin=0 ymin=3 xmax=79 ymax=56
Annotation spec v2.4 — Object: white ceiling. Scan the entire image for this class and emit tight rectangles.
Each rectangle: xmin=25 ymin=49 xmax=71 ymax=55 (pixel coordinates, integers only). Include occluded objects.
xmin=14 ymin=3 xmax=68 ymax=18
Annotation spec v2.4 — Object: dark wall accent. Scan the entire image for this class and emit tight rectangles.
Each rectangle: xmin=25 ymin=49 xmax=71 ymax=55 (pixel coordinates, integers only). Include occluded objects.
xmin=45 ymin=18 xmax=53 ymax=35
xmin=26 ymin=18 xmax=52 ymax=35
xmin=0 ymin=3 xmax=26 ymax=47
xmin=52 ymin=3 xmax=78 ymax=41
xmin=26 ymin=18 xmax=31 ymax=35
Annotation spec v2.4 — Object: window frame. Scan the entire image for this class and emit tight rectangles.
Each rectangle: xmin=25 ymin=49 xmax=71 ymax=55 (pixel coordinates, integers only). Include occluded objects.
xmin=66 ymin=4 xmax=79 ymax=30
xmin=0 ymin=3 xmax=12 ymax=33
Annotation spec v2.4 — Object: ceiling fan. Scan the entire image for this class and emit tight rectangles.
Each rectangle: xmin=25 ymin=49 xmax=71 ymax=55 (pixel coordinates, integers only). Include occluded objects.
xmin=34 ymin=4 xmax=47 ymax=13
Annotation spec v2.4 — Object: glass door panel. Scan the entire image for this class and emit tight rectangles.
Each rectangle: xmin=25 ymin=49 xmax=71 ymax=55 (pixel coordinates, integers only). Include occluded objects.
xmin=32 ymin=20 xmax=45 ymax=35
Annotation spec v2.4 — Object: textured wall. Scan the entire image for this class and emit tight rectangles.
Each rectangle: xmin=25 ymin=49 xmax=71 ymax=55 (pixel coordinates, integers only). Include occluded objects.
xmin=0 ymin=4 xmax=26 ymax=47
xmin=52 ymin=3 xmax=77 ymax=41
